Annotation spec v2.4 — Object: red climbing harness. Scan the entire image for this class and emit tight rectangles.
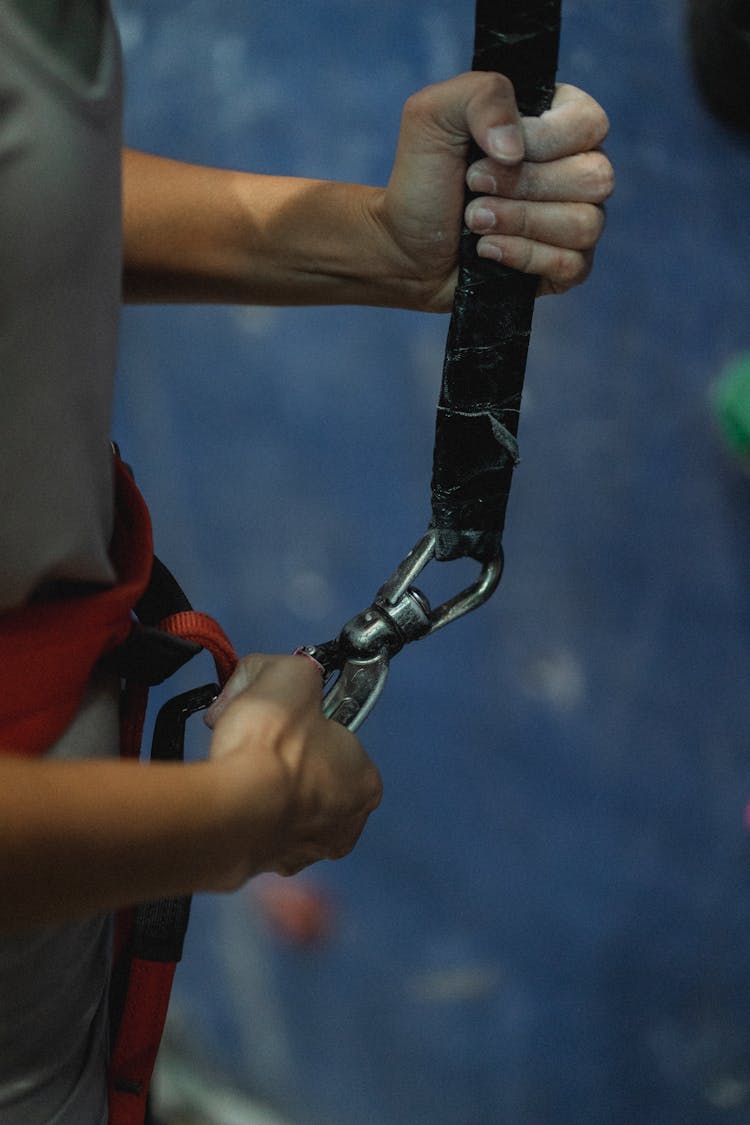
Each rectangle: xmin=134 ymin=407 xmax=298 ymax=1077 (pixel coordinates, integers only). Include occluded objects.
xmin=0 ymin=454 xmax=237 ymax=1125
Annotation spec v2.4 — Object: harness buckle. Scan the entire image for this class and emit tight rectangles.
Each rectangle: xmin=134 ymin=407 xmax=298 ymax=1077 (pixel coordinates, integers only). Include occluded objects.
xmin=150 ymin=682 xmax=220 ymax=763
xmin=299 ymin=531 xmax=503 ymax=731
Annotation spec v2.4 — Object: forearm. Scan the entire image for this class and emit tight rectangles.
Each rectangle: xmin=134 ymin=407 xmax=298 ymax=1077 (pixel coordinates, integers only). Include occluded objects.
xmin=0 ymin=755 xmax=274 ymax=931
xmin=122 ymin=149 xmax=422 ymax=309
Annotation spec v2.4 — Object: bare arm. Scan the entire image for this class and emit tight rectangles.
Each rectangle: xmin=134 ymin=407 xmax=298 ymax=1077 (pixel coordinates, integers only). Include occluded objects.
xmin=122 ymin=151 xmax=404 ymax=308
xmin=122 ymin=77 xmax=612 ymax=311
xmin=0 ymin=755 xmax=232 ymax=927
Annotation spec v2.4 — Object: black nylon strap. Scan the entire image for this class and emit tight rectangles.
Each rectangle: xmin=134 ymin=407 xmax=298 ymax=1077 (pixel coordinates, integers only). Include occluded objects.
xmin=131 ymin=895 xmax=192 ymax=963
xmin=113 ymin=685 xmax=219 ymax=980
xmin=429 ymin=0 xmax=561 ymax=562
xmin=100 ymin=554 xmax=203 ymax=684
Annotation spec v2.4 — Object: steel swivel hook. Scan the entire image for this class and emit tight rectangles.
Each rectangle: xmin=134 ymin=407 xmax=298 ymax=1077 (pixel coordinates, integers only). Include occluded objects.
xmin=298 ymin=531 xmax=503 ymax=731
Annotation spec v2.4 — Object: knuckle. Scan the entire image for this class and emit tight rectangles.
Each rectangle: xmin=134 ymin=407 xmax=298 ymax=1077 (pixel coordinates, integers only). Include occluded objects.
xmin=402 ymin=77 xmax=472 ymax=146
xmin=593 ymin=106 xmax=611 ymax=145
xmin=493 ymin=200 xmax=528 ymax=238
xmin=403 ymin=72 xmax=487 ymax=116
xmin=401 ymin=81 xmax=455 ymax=136
xmin=329 ymin=837 xmax=356 ymax=861
xmin=598 ymin=108 xmax=611 ymax=145
xmin=366 ymin=771 xmax=384 ymax=812
xmin=567 ymin=86 xmax=611 ymax=146
xmin=330 ymin=821 xmax=363 ymax=860
xmin=518 ymin=239 xmax=536 ymax=274
xmin=576 ymin=203 xmax=605 ymax=248
xmin=580 ymin=102 xmax=611 ymax=149
xmin=552 ymin=249 xmax=585 ymax=289
xmin=476 ymin=70 xmax=515 ymax=103
xmin=279 ymin=861 xmax=307 ymax=877
xmin=564 ymin=253 xmax=586 ymax=285
xmin=402 ymin=84 xmax=434 ymax=122
xmin=592 ymin=204 xmax=607 ymax=244
xmin=585 ymin=152 xmax=615 ymax=200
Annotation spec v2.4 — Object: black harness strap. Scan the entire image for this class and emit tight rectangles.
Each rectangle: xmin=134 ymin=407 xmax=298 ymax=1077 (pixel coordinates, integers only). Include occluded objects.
xmin=430 ymin=0 xmax=561 ymax=563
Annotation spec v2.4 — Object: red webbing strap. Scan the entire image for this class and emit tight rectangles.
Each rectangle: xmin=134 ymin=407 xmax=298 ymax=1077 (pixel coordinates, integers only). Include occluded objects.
xmin=107 ymin=960 xmax=178 ymax=1125
xmin=109 ymin=613 xmax=238 ymax=1125
xmin=117 ymin=613 xmax=237 ymax=762
xmin=158 ymin=611 xmax=238 ymax=687
xmin=0 ymin=459 xmax=153 ymax=756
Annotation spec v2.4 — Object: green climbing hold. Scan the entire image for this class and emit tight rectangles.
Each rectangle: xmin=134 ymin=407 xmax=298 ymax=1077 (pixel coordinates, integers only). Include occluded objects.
xmin=712 ymin=353 xmax=750 ymax=460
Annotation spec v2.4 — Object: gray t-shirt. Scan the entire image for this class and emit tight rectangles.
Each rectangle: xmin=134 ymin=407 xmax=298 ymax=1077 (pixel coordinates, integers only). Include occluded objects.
xmin=0 ymin=0 xmax=121 ymax=610
xmin=0 ymin=3 xmax=124 ymax=1122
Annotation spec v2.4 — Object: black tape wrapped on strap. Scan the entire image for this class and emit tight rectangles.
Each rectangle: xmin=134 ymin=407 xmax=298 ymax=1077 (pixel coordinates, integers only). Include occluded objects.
xmin=430 ymin=0 xmax=561 ymax=562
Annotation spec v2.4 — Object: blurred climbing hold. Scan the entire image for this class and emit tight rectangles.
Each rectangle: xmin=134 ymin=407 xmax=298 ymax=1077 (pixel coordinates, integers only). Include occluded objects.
xmin=711 ymin=352 xmax=750 ymax=467
xmin=252 ymin=875 xmax=334 ymax=947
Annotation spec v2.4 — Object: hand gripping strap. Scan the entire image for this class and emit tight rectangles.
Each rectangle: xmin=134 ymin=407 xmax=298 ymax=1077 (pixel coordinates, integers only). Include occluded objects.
xmin=429 ymin=0 xmax=561 ymax=562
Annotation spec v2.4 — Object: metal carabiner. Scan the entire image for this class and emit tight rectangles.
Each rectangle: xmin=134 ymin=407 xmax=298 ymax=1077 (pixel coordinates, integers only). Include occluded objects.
xmin=298 ymin=531 xmax=503 ymax=731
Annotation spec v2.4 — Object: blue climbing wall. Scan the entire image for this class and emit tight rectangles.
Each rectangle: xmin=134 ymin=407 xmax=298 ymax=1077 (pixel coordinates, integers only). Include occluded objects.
xmin=112 ymin=2 xmax=750 ymax=1122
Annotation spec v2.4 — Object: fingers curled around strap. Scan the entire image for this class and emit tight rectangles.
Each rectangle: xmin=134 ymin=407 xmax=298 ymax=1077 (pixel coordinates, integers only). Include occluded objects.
xmin=522 ymin=84 xmax=610 ymax=162
xmin=467 ymin=149 xmax=614 ymax=205
xmin=476 ymin=236 xmax=596 ymax=295
xmin=466 ymin=197 xmax=606 ymax=250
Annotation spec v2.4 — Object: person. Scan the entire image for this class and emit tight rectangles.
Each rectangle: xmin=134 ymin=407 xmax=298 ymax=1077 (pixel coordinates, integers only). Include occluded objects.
xmin=0 ymin=3 xmax=614 ymax=1123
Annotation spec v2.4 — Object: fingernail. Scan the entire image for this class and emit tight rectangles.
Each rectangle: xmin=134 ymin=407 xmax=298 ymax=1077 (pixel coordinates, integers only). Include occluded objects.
xmin=467 ymin=203 xmax=496 ymax=231
xmin=467 ymin=169 xmax=497 ymax=195
xmin=293 ymin=647 xmax=326 ymax=676
xmin=486 ymin=124 xmax=523 ymax=163
xmin=204 ymin=689 xmax=228 ymax=730
xmin=477 ymin=241 xmax=503 ymax=263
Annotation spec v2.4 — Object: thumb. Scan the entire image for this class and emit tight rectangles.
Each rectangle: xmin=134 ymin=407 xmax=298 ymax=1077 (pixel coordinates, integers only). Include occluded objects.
xmin=396 ymin=71 xmax=524 ymax=170
xmin=383 ymin=71 xmax=525 ymax=271
xmin=204 ymin=654 xmax=270 ymax=729
xmin=205 ymin=652 xmax=326 ymax=730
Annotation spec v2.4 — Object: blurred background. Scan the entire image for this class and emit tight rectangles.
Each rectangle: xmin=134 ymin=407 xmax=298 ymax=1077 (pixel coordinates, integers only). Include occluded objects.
xmin=111 ymin=1 xmax=750 ymax=1122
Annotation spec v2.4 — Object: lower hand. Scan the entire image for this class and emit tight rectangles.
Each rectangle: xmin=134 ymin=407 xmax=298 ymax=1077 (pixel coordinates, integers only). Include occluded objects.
xmin=206 ymin=654 xmax=382 ymax=884
xmin=380 ymin=74 xmax=614 ymax=310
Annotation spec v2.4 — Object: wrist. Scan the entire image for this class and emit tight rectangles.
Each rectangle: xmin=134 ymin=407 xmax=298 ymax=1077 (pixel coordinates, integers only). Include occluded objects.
xmin=122 ymin=150 xmax=441 ymax=311
xmin=358 ymin=185 xmax=440 ymax=311
xmin=201 ymin=737 xmax=289 ymax=893
xmin=233 ymin=175 xmax=428 ymax=310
